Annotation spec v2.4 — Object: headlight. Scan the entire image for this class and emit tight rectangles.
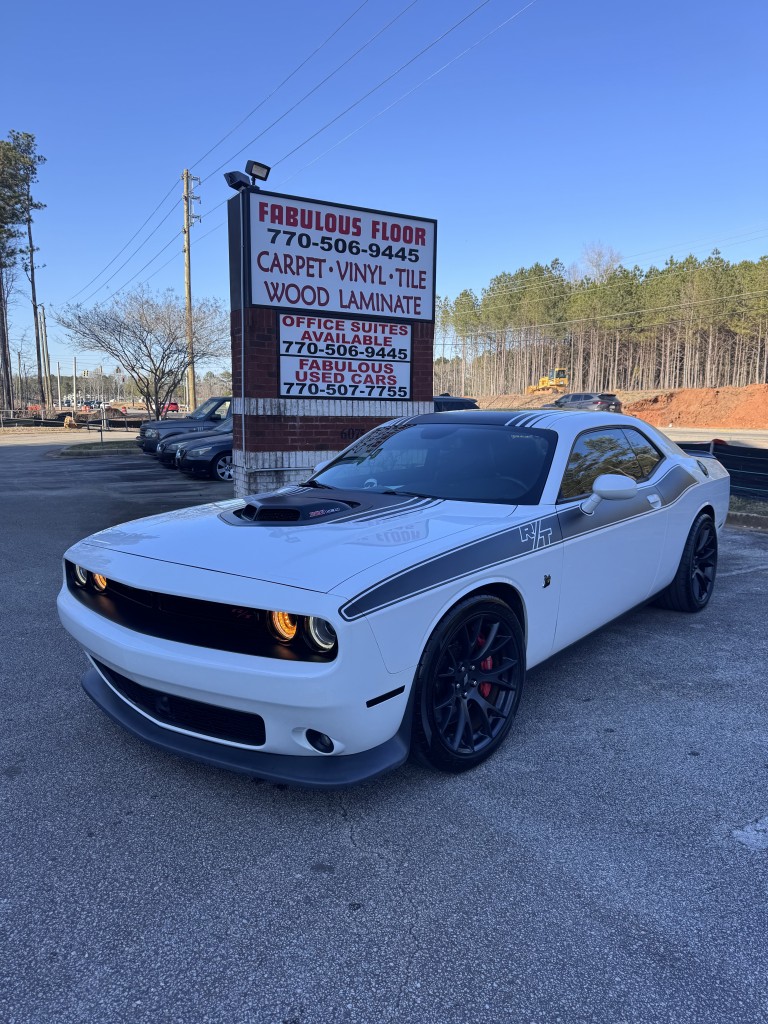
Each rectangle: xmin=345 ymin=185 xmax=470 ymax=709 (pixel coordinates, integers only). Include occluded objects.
xmin=305 ymin=617 xmax=337 ymax=652
xmin=188 ymin=445 xmax=212 ymax=456
xmin=145 ymin=428 xmax=158 ymax=438
xmin=92 ymin=573 xmax=108 ymax=592
xmin=73 ymin=564 xmax=89 ymax=587
xmin=269 ymin=611 xmax=337 ymax=652
xmin=270 ymin=611 xmax=298 ymax=642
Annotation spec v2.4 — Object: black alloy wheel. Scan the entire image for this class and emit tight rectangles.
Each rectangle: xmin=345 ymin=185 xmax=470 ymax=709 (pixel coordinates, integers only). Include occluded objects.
xmin=412 ymin=595 xmax=525 ymax=772
xmin=655 ymin=512 xmax=718 ymax=612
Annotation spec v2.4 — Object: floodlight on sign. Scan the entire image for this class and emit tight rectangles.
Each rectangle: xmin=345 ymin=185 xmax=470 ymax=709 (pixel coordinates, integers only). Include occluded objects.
xmin=245 ymin=160 xmax=270 ymax=183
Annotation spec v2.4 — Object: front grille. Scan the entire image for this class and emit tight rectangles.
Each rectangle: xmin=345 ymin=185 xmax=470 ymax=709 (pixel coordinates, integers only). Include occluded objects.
xmin=95 ymin=660 xmax=266 ymax=746
xmin=65 ymin=562 xmax=335 ymax=662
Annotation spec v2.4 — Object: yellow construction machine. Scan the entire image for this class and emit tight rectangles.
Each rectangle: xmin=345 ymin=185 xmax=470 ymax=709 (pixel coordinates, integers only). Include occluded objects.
xmin=526 ymin=367 xmax=569 ymax=394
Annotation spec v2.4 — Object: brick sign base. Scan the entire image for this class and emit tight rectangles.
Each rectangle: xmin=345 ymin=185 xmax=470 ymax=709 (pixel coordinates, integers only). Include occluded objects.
xmin=232 ymin=309 xmax=434 ymax=497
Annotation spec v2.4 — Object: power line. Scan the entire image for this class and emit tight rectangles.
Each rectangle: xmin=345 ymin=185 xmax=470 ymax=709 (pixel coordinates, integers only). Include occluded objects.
xmin=450 ymin=288 xmax=768 ymax=337
xmin=66 ymin=2 xmax=378 ymax=301
xmin=282 ymin=1 xmax=538 ymax=182
xmin=65 ymin=182 xmax=179 ymax=303
xmin=200 ymin=0 xmax=422 ymax=185
xmin=272 ymin=0 xmax=501 ymax=169
xmin=100 ymin=231 xmax=183 ymax=305
xmin=189 ymin=0 xmax=374 ymax=172
xmin=66 ymin=0 xmax=518 ymax=302
xmin=449 ymin=239 xmax=768 ymax=316
xmin=79 ymin=200 xmax=182 ymax=306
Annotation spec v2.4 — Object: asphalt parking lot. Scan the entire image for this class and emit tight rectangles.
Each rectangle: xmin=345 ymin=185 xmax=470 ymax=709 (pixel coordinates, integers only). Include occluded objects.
xmin=2 ymin=438 xmax=767 ymax=1024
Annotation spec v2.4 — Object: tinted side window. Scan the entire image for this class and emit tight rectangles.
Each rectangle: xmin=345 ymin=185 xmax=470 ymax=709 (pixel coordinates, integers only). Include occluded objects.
xmin=621 ymin=428 xmax=663 ymax=479
xmin=558 ymin=429 xmax=644 ymax=500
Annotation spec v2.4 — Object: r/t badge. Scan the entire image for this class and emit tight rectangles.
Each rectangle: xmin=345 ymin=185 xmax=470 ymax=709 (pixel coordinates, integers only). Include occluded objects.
xmin=518 ymin=519 xmax=553 ymax=550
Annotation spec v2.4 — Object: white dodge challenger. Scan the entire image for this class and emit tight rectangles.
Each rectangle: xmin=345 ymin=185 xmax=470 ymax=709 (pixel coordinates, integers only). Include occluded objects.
xmin=58 ymin=410 xmax=729 ymax=788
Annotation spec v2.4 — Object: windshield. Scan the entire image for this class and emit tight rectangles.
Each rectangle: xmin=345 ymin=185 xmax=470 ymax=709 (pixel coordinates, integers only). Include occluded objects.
xmin=210 ymin=419 xmax=233 ymax=434
xmin=190 ymin=397 xmax=224 ymax=420
xmin=312 ymin=421 xmax=557 ymax=504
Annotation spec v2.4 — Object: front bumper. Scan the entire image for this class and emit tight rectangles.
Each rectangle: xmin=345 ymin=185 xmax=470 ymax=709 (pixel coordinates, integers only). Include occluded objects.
xmin=57 ymin=581 xmax=414 ymax=787
xmin=136 ymin=433 xmax=159 ymax=453
xmin=82 ymin=662 xmax=411 ymax=788
xmin=177 ymin=452 xmax=211 ymax=475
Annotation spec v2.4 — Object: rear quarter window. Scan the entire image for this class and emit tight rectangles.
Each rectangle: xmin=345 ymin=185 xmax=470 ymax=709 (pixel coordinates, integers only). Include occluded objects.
xmin=621 ymin=427 xmax=663 ymax=478
xmin=558 ymin=428 xmax=645 ymax=500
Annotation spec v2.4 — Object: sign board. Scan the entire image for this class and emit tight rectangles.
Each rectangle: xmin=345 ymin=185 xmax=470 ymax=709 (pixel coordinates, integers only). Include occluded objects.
xmin=250 ymin=191 xmax=436 ymax=321
xmin=279 ymin=314 xmax=411 ymax=399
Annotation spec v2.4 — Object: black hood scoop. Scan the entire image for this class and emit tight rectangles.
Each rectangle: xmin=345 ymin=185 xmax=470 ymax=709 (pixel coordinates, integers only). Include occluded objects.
xmin=222 ymin=487 xmax=421 ymax=527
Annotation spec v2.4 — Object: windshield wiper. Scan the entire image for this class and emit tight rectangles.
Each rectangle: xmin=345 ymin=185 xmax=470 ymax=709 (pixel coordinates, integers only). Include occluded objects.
xmin=299 ymin=479 xmax=334 ymax=489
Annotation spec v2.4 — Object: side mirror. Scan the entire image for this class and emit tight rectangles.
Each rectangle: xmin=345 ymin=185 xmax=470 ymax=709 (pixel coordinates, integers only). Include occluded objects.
xmin=581 ymin=473 xmax=637 ymax=515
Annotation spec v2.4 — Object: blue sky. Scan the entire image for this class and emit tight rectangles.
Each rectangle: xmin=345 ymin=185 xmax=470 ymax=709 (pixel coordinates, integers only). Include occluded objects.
xmin=3 ymin=0 xmax=767 ymax=371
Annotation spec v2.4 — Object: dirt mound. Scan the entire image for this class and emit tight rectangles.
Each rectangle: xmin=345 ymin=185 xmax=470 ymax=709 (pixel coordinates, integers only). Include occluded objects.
xmin=479 ymin=384 xmax=768 ymax=429
xmin=624 ymin=384 xmax=768 ymax=429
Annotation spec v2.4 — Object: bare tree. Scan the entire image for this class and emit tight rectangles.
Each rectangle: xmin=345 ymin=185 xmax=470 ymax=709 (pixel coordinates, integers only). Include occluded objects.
xmin=580 ymin=242 xmax=622 ymax=284
xmin=56 ymin=288 xmax=230 ymax=419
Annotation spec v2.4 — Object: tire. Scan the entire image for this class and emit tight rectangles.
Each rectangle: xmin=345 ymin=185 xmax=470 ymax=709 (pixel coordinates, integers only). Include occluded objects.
xmin=654 ymin=512 xmax=718 ymax=612
xmin=210 ymin=452 xmax=234 ymax=482
xmin=412 ymin=595 xmax=525 ymax=773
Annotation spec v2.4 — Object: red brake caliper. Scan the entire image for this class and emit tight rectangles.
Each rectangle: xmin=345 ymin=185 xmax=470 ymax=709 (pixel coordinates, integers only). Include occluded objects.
xmin=476 ymin=634 xmax=493 ymax=698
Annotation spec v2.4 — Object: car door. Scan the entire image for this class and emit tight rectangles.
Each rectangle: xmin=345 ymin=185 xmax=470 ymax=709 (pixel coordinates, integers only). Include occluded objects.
xmin=553 ymin=427 xmax=668 ymax=650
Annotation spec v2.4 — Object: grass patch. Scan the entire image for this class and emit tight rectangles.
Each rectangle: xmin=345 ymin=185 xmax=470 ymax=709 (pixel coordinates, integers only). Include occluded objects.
xmin=59 ymin=442 xmax=141 ymax=457
xmin=730 ymin=494 xmax=768 ymax=517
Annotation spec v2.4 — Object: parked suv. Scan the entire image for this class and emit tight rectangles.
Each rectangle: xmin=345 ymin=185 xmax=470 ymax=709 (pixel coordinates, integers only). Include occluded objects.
xmin=544 ymin=392 xmax=623 ymax=413
xmin=433 ymin=393 xmax=479 ymax=412
xmin=136 ymin=396 xmax=232 ymax=453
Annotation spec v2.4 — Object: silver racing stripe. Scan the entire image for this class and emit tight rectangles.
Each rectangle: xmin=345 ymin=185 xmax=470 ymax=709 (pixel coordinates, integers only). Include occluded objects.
xmin=504 ymin=412 xmax=545 ymax=428
xmin=331 ymin=497 xmax=443 ymax=525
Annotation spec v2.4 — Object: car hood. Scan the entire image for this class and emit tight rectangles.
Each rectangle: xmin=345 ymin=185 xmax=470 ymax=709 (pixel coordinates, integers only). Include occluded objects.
xmin=151 ymin=417 xmax=226 ymax=433
xmin=64 ymin=488 xmax=542 ymax=598
xmin=161 ymin=427 xmax=232 ymax=448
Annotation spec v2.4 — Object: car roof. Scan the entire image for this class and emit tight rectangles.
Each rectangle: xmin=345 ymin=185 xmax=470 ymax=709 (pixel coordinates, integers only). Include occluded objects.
xmin=406 ymin=407 xmax=648 ymax=438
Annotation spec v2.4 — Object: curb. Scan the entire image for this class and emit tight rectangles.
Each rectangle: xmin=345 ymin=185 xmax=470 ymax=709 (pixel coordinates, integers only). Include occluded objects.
xmin=53 ymin=445 xmax=142 ymax=458
xmin=726 ymin=512 xmax=768 ymax=533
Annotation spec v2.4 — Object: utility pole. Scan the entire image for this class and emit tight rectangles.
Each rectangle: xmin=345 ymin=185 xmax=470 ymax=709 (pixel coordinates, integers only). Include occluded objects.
xmin=27 ymin=207 xmax=45 ymax=408
xmin=0 ymin=272 xmax=13 ymax=411
xmin=72 ymin=355 xmax=77 ymax=408
xmin=56 ymin=360 xmax=62 ymax=407
xmin=182 ymin=169 xmax=201 ymax=410
xmin=38 ymin=304 xmax=54 ymax=410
